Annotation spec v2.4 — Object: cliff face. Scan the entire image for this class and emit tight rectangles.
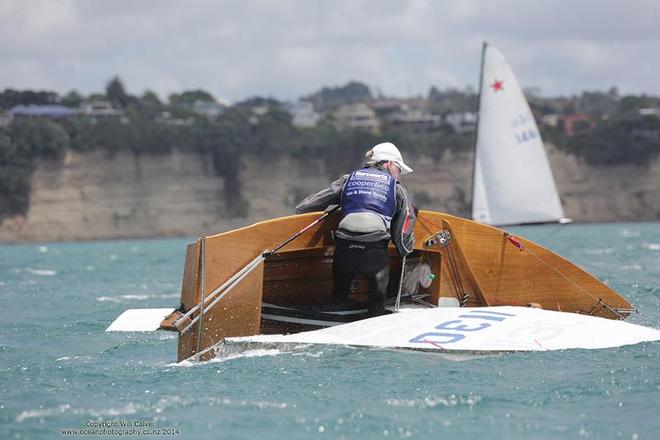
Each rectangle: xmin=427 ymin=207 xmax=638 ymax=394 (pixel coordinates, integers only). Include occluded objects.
xmin=1 ymin=146 xmax=658 ymax=242
xmin=547 ymin=146 xmax=660 ymax=221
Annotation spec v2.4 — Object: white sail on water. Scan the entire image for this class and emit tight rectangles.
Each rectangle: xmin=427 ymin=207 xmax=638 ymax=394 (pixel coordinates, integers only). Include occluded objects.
xmin=226 ymin=307 xmax=660 ymax=354
xmin=472 ymin=43 xmax=567 ymax=225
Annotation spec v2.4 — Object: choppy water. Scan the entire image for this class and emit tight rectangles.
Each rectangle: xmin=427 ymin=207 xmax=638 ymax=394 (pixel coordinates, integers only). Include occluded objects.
xmin=1 ymin=223 xmax=659 ymax=439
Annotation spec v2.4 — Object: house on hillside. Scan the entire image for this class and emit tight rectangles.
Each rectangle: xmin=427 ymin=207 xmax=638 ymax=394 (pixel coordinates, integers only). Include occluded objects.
xmin=372 ymin=98 xmax=408 ymax=116
xmin=389 ymin=110 xmax=442 ymax=133
xmin=9 ymin=104 xmax=78 ymax=119
xmin=331 ymin=103 xmax=380 ymax=133
xmin=541 ymin=114 xmax=561 ymax=128
xmin=79 ymin=100 xmax=127 ymax=124
xmin=639 ymin=107 xmax=660 ymax=118
xmin=632 ymin=108 xmax=660 ymax=141
xmin=155 ymin=111 xmax=193 ymax=126
xmin=191 ymin=100 xmax=225 ymax=119
xmin=445 ymin=111 xmax=477 ymax=133
xmin=284 ymin=100 xmax=320 ymax=128
xmin=0 ymin=111 xmax=12 ymax=126
xmin=559 ymin=114 xmax=594 ymax=137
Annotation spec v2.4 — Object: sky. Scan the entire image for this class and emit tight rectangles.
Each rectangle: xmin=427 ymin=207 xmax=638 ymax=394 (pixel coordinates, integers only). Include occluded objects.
xmin=1 ymin=0 xmax=659 ymax=103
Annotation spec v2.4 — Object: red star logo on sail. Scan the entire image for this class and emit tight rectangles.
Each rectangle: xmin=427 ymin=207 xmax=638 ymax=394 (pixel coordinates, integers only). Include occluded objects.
xmin=491 ymin=79 xmax=504 ymax=92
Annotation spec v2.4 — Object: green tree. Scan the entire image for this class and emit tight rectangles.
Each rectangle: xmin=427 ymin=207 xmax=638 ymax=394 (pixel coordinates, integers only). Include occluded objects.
xmin=106 ymin=76 xmax=130 ymax=108
xmin=141 ymin=90 xmax=162 ymax=106
xmin=169 ymin=90 xmax=216 ymax=107
xmin=10 ymin=119 xmax=71 ymax=160
xmin=192 ymin=118 xmax=249 ymax=216
xmin=306 ymin=81 xmax=373 ymax=112
xmin=0 ymin=129 xmax=34 ymax=219
xmin=61 ymin=90 xmax=84 ymax=107
xmin=0 ymin=88 xmax=59 ymax=110
xmin=617 ymin=95 xmax=658 ymax=117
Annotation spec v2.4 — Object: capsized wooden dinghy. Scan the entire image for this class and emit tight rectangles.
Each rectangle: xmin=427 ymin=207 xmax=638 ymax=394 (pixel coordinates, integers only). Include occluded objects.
xmin=107 ymin=210 xmax=641 ymax=362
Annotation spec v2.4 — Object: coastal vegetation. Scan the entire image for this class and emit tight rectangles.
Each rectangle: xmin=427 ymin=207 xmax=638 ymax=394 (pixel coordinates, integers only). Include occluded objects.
xmin=1 ymin=78 xmax=659 ymax=221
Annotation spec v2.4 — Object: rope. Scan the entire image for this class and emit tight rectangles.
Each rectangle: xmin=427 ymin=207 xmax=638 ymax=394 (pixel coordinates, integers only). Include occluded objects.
xmin=441 ymin=246 xmax=459 ymax=301
xmin=418 ymin=217 xmax=462 ymax=298
xmin=435 ymin=240 xmax=465 ymax=305
xmin=411 ymin=296 xmax=436 ymax=308
xmin=423 ymin=228 xmax=467 ymax=306
xmin=428 ymin=225 xmax=472 ymax=305
xmin=394 ymin=255 xmax=407 ymax=311
xmin=446 ymin=243 xmax=467 ymax=304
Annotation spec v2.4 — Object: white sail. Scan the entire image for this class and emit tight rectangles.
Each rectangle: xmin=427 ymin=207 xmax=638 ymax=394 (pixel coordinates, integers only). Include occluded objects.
xmin=472 ymin=43 xmax=566 ymax=225
xmin=225 ymin=307 xmax=660 ymax=353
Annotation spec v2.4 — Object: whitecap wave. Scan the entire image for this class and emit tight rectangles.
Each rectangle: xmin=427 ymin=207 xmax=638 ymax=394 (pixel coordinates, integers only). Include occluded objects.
xmin=209 ymin=348 xmax=283 ymax=363
xmin=293 ymin=350 xmax=325 ymax=358
xmin=642 ymin=243 xmax=660 ymax=251
xmin=16 ymin=404 xmax=72 ymax=422
xmin=386 ymin=393 xmax=483 ymax=409
xmin=96 ymin=293 xmax=180 ymax=302
xmin=87 ymin=403 xmax=141 ymax=417
xmin=96 ymin=294 xmax=150 ymax=303
xmin=213 ymin=398 xmax=288 ymax=409
xmin=584 ymin=247 xmax=615 ymax=255
xmin=166 ymin=348 xmax=283 ymax=368
xmin=55 ymin=355 xmax=93 ymax=362
xmin=620 ymin=229 xmax=640 ymax=238
xmin=620 ymin=264 xmax=642 ymax=271
xmin=16 ymin=403 xmax=142 ymax=422
xmin=25 ymin=268 xmax=57 ymax=276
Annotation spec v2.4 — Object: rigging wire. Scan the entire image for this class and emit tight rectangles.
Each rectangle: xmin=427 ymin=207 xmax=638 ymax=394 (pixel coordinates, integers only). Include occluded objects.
xmin=504 ymin=234 xmax=630 ymax=320
xmin=424 ymin=229 xmax=468 ymax=306
xmin=442 ymin=244 xmax=466 ymax=304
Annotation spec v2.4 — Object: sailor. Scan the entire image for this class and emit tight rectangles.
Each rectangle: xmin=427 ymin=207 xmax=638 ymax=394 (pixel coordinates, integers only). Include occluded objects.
xmin=295 ymin=142 xmax=416 ymax=316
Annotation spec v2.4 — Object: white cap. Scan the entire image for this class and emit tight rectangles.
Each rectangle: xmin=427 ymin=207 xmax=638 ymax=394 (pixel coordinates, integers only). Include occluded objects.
xmin=370 ymin=142 xmax=413 ymax=175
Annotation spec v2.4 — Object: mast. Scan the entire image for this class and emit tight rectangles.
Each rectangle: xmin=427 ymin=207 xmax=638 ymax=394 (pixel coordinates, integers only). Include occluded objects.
xmin=469 ymin=41 xmax=487 ymax=219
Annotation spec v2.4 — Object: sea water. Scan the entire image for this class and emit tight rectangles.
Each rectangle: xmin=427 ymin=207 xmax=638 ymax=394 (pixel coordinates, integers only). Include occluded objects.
xmin=1 ymin=223 xmax=659 ymax=440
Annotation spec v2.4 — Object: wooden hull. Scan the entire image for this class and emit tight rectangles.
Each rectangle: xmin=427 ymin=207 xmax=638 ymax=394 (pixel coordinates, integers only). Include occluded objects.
xmin=171 ymin=210 xmax=633 ymax=361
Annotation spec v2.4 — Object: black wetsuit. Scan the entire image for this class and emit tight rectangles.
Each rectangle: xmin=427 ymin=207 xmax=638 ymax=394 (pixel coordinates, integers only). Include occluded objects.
xmin=332 ymin=238 xmax=390 ymax=315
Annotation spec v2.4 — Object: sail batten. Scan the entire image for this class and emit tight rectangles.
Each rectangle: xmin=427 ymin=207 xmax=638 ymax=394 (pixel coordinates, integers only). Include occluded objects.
xmin=472 ymin=44 xmax=565 ymax=226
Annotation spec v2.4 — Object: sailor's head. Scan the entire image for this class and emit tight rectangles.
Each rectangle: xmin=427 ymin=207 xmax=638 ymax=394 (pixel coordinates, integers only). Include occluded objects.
xmin=365 ymin=142 xmax=413 ymax=179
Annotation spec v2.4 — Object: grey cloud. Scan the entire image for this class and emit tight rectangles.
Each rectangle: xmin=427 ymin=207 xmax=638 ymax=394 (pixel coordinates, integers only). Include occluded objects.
xmin=0 ymin=0 xmax=658 ymax=101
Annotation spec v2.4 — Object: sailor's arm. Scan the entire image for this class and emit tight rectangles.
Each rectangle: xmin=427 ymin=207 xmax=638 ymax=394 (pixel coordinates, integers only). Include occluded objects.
xmin=295 ymin=175 xmax=348 ymax=214
xmin=391 ymin=183 xmax=416 ymax=256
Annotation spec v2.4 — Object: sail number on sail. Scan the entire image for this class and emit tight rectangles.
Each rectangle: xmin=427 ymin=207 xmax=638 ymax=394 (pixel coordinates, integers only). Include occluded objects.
xmin=511 ymin=115 xmax=540 ymax=145
xmin=514 ymin=129 xmax=539 ymax=145
xmin=409 ymin=310 xmax=516 ymax=347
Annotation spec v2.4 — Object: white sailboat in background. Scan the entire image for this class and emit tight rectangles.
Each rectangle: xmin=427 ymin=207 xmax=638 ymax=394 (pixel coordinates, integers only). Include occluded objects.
xmin=471 ymin=42 xmax=570 ymax=226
